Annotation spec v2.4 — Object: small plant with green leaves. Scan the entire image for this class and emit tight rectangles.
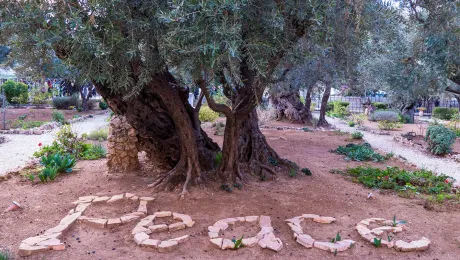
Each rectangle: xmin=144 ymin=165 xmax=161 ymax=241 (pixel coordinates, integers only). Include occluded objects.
xmin=348 ymin=121 xmax=355 ymax=127
xmin=425 ymin=125 xmax=456 ymax=155
xmin=289 ymin=168 xmax=297 ymax=177
xmin=331 ymin=143 xmax=385 ymax=162
xmin=52 ymin=110 xmax=66 ymax=124
xmin=232 ymin=236 xmax=244 ymax=249
xmin=302 ymin=127 xmax=312 ymax=132
xmin=351 ymin=131 xmax=363 ymax=139
xmin=373 ymin=237 xmax=382 ymax=247
xmin=331 ymin=232 xmax=341 ymax=243
xmin=79 ymin=143 xmax=107 ymax=160
xmin=233 ymin=183 xmax=243 ymax=190
xmin=0 ymin=248 xmax=12 ymax=260
xmin=214 ymin=152 xmax=223 ymax=166
xmin=38 ymin=166 xmax=59 ymax=182
xmin=268 ymin=157 xmax=278 ymax=166
xmin=87 ymin=128 xmax=109 ymax=141
xmin=391 ymin=214 xmax=407 ymax=227
xmin=301 ymin=168 xmax=312 ymax=176
xmin=220 ymin=184 xmax=233 ymax=192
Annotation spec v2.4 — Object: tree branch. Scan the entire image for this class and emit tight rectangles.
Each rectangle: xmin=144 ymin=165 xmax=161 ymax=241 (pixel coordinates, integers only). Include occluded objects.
xmin=197 ymin=77 xmax=233 ymax=117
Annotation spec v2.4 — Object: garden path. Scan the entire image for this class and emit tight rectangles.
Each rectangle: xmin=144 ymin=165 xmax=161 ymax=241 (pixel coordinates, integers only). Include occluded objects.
xmin=0 ymin=114 xmax=109 ymax=176
xmin=327 ymin=116 xmax=460 ymax=180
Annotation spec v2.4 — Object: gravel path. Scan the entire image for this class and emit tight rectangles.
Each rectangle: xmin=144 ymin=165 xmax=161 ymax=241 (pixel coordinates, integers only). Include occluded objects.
xmin=327 ymin=116 xmax=460 ymax=180
xmin=0 ymin=114 xmax=110 ymax=176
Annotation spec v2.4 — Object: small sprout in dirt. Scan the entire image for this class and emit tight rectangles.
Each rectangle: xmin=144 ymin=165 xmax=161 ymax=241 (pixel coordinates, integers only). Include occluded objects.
xmin=302 ymin=127 xmax=312 ymax=132
xmin=334 ymin=248 xmax=338 ymax=256
xmin=214 ymin=152 xmax=223 ymax=166
xmin=220 ymin=184 xmax=232 ymax=192
xmin=289 ymin=169 xmax=297 ymax=178
xmin=301 ymin=168 xmax=312 ymax=176
xmin=387 ymin=235 xmax=392 ymax=242
xmin=232 ymin=236 xmax=244 ymax=249
xmin=351 ymin=131 xmax=363 ymax=139
xmin=233 ymin=183 xmax=243 ymax=190
xmin=373 ymin=237 xmax=382 ymax=247
xmin=0 ymin=248 xmax=12 ymax=260
xmin=268 ymin=157 xmax=278 ymax=166
xmin=392 ymin=214 xmax=407 ymax=227
xmin=18 ymin=114 xmax=27 ymax=120
xmin=27 ymin=174 xmax=35 ymax=182
xmin=259 ymin=174 xmax=267 ymax=181
xmin=331 ymin=232 xmax=341 ymax=243
xmin=348 ymin=121 xmax=355 ymax=127
xmin=385 ymin=152 xmax=394 ymax=159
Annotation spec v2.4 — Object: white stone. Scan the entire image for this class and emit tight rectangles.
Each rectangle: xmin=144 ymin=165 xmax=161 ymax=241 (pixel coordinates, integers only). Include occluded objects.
xmin=313 ymin=216 xmax=336 ymax=224
xmin=107 ymin=194 xmax=124 ymax=203
xmin=154 ymin=211 xmax=172 ymax=217
xmin=158 ymin=240 xmax=179 ymax=252
xmin=134 ymin=232 xmax=150 ymax=245
xmin=296 ymin=234 xmax=315 ymax=248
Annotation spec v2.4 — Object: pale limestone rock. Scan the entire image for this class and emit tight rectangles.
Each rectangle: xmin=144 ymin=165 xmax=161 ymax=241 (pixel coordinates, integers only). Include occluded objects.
xmin=92 ymin=196 xmax=111 ymax=203
xmin=210 ymin=238 xmax=223 ymax=248
xmin=141 ymin=239 xmax=160 ymax=248
xmin=107 ymin=194 xmax=124 ymax=203
xmin=258 ymin=232 xmax=283 ymax=252
xmin=259 ymin=215 xmax=271 ymax=227
xmin=221 ymin=218 xmax=238 ymax=224
xmin=149 ymin=224 xmax=168 ymax=233
xmin=171 ymin=235 xmax=190 ymax=244
xmin=44 ymin=225 xmax=69 ymax=235
xmin=242 ymin=237 xmax=259 ymax=247
xmin=313 ymin=216 xmax=336 ymax=224
xmin=131 ymin=196 xmax=139 ymax=201
xmin=302 ymin=214 xmax=320 ymax=219
xmin=213 ymin=221 xmax=229 ymax=231
xmin=208 ymin=226 xmax=220 ymax=233
xmin=296 ymin=234 xmax=315 ymax=248
xmin=78 ymin=217 xmax=107 ymax=228
xmin=410 ymin=237 xmax=430 ymax=251
xmin=245 ymin=216 xmax=259 ymax=222
xmin=158 ymin=240 xmax=179 ymax=252
xmin=169 ymin=222 xmax=186 ymax=231
xmin=134 ymin=232 xmax=150 ymax=245
xmin=256 ymin=227 xmax=274 ymax=240
xmin=208 ymin=232 xmax=219 ymax=239
xmin=139 ymin=196 xmax=155 ymax=202
xmin=132 ymin=225 xmax=151 ymax=235
xmin=154 ymin=211 xmax=172 ymax=217
xmin=125 ymin=193 xmax=135 ymax=198
xmin=221 ymin=239 xmax=235 ymax=250
xmin=285 ymin=216 xmax=304 ymax=224
xmin=137 ymin=200 xmax=148 ymax=214
xmin=121 ymin=214 xmax=140 ymax=223
xmin=394 ymin=240 xmax=417 ymax=252
xmin=107 ymin=218 xmax=122 ymax=227
xmin=287 ymin=223 xmax=303 ymax=235
xmin=130 ymin=211 xmax=146 ymax=217
xmin=75 ymin=203 xmax=91 ymax=213
xmin=18 ymin=243 xmax=50 ymax=257
xmin=236 ymin=217 xmax=246 ymax=222
xmin=78 ymin=196 xmax=98 ymax=202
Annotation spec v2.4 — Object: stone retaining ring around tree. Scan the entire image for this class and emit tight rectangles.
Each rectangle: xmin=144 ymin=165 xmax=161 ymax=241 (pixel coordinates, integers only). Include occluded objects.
xmin=18 ymin=193 xmax=155 ymax=257
xmin=356 ymin=218 xmax=430 ymax=252
xmin=286 ymin=214 xmax=355 ymax=252
xmin=0 ymin=110 xmax=108 ymax=135
xmin=208 ymin=216 xmax=283 ymax=251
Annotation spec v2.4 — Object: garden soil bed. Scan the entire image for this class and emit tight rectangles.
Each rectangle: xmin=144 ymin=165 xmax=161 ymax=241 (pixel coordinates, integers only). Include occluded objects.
xmin=0 ymin=122 xmax=459 ymax=259
xmin=0 ymin=108 xmax=96 ymax=130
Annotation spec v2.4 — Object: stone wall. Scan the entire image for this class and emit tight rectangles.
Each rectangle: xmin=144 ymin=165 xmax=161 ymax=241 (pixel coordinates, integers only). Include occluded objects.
xmin=107 ymin=115 xmax=140 ymax=172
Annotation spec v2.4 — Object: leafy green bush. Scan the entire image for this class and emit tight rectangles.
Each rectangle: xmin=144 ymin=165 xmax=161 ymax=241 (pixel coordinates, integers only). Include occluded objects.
xmin=30 ymin=87 xmax=51 ymax=106
xmin=40 ymin=153 xmax=76 ymax=173
xmin=331 ymin=143 xmax=385 ymax=162
xmin=87 ymin=128 xmax=109 ymax=141
xmin=199 ymin=105 xmax=219 ymax=122
xmin=79 ymin=143 xmax=107 ymax=160
xmin=327 ymin=101 xmax=350 ymax=118
xmin=342 ymin=166 xmax=451 ymax=195
xmin=425 ymin=125 xmax=456 ymax=155
xmin=351 ymin=131 xmax=363 ymax=139
xmin=369 ymin=110 xmax=399 ymax=122
xmin=372 ymin=102 xmax=388 ymax=110
xmin=301 ymin=168 xmax=312 ymax=175
xmin=348 ymin=121 xmax=355 ymax=127
xmin=99 ymin=100 xmax=108 ymax=110
xmin=52 ymin=95 xmax=79 ymax=109
xmin=377 ymin=120 xmax=402 ymax=130
xmin=432 ymin=107 xmax=458 ymax=120
xmin=1 ymin=80 xmax=28 ymax=104
xmin=10 ymin=120 xmax=46 ymax=129
xmin=52 ymin=110 xmax=66 ymax=124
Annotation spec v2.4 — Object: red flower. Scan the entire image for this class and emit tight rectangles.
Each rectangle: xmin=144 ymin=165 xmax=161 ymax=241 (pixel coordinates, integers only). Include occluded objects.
xmin=445 ymin=179 xmax=449 ymax=184
xmin=38 ymin=143 xmax=42 ymax=147
xmin=385 ymin=176 xmax=389 ymax=180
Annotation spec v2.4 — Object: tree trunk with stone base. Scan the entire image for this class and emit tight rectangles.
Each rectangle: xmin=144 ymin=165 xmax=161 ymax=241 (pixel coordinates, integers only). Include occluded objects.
xmin=270 ymin=90 xmax=309 ymax=123
xmin=317 ymin=84 xmax=331 ymax=127
xmin=95 ymin=71 xmax=220 ymax=194
xmin=304 ymin=85 xmax=314 ymax=122
xmin=107 ymin=115 xmax=140 ymax=172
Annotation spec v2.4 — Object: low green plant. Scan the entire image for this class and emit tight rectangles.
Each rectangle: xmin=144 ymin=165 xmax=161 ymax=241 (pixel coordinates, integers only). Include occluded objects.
xmin=38 ymin=166 xmax=59 ymax=182
xmin=348 ymin=121 xmax=355 ymax=127
xmin=391 ymin=214 xmax=407 ymax=227
xmin=301 ymin=168 xmax=312 ymax=176
xmin=372 ymin=102 xmax=388 ymax=110
xmin=377 ymin=120 xmax=402 ymax=130
xmin=351 ymin=113 xmax=367 ymax=126
xmin=385 ymin=152 xmax=394 ymax=159
xmin=326 ymin=101 xmax=350 ymax=118
xmin=432 ymin=107 xmax=458 ymax=120
xmin=331 ymin=232 xmax=341 ymax=243
xmin=10 ymin=120 xmax=46 ymax=129
xmin=199 ymin=105 xmax=219 ymax=122
xmin=302 ymin=127 xmax=312 ymax=132
xmin=220 ymin=184 xmax=233 ymax=192
xmin=0 ymin=248 xmax=12 ymax=260
xmin=87 ymin=128 xmax=109 ymax=141
xmin=373 ymin=237 xmax=382 ymax=248
xmin=268 ymin=157 xmax=278 ymax=166
xmin=52 ymin=110 xmax=66 ymax=124
xmin=52 ymin=95 xmax=79 ymax=109
xmin=425 ymin=125 xmax=456 ymax=155
xmin=99 ymin=100 xmax=109 ymax=110
xmin=369 ymin=110 xmax=399 ymax=122
xmin=233 ymin=236 xmax=244 ymax=249
xmin=331 ymin=143 xmax=386 ymax=162
xmin=214 ymin=152 xmax=223 ymax=166
xmin=40 ymin=153 xmax=76 ymax=173
xmin=342 ymin=166 xmax=451 ymax=195
xmin=79 ymin=143 xmax=107 ymax=160
xmin=289 ymin=168 xmax=297 ymax=177
xmin=351 ymin=131 xmax=363 ymax=139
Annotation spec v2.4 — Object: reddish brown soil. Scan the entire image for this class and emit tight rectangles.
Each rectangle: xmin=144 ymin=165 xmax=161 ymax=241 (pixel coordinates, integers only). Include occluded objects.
xmin=1 ymin=124 xmax=459 ymax=259
xmin=1 ymin=108 xmax=96 ymax=129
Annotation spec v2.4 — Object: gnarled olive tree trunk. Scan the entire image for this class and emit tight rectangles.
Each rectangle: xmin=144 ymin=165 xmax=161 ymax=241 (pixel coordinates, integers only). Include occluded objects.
xmin=304 ymin=84 xmax=314 ymax=122
xmin=270 ymin=90 xmax=310 ymax=123
xmin=95 ymin=71 xmax=220 ymax=194
xmin=317 ymin=83 xmax=331 ymax=127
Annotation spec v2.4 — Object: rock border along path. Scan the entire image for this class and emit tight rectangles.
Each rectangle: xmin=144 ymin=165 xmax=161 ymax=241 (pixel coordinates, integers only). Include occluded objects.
xmin=327 ymin=116 xmax=460 ymax=181
xmin=0 ymin=113 xmax=110 ymax=177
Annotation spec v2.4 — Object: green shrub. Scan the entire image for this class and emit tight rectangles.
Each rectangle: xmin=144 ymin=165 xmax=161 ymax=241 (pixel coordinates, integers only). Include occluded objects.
xmin=327 ymin=101 xmax=350 ymax=118
xmin=10 ymin=120 xmax=46 ymax=129
xmin=80 ymin=143 xmax=107 ymax=160
xmin=99 ymin=100 xmax=108 ymax=110
xmin=214 ymin=151 xmax=223 ymax=166
xmin=372 ymin=102 xmax=388 ymax=110
xmin=425 ymin=125 xmax=456 ymax=155
xmin=342 ymin=166 xmax=451 ymax=195
xmin=398 ymin=113 xmax=413 ymax=124
xmin=432 ymin=107 xmax=458 ymax=120
xmin=377 ymin=120 xmax=402 ymax=130
xmin=310 ymin=102 xmax=316 ymax=111
xmin=52 ymin=110 xmax=65 ymax=124
xmin=1 ymin=80 xmax=28 ymax=104
xmin=30 ymin=87 xmax=51 ymax=106
xmin=348 ymin=121 xmax=355 ymax=127
xmin=351 ymin=131 xmax=363 ymax=139
xmin=199 ymin=105 xmax=219 ymax=122
xmin=40 ymin=153 xmax=76 ymax=173
xmin=301 ymin=168 xmax=312 ymax=175
xmin=369 ymin=110 xmax=399 ymax=122
xmin=0 ymin=248 xmax=12 ymax=260
xmin=331 ymin=143 xmax=385 ymax=162
xmin=52 ymin=95 xmax=79 ymax=109
xmin=88 ymin=128 xmax=109 ymax=141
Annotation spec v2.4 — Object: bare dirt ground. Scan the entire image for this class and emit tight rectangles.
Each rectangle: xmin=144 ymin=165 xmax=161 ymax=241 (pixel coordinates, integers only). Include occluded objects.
xmin=1 ymin=122 xmax=459 ymax=259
